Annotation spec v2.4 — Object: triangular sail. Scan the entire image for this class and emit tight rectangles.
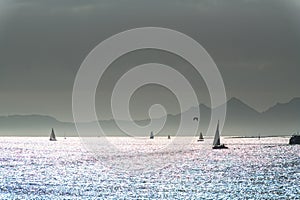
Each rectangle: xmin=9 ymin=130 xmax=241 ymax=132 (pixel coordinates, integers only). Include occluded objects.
xmin=150 ymin=131 xmax=154 ymax=139
xmin=213 ymin=121 xmax=220 ymax=146
xmin=50 ymin=128 xmax=57 ymax=141
xmin=199 ymin=132 xmax=204 ymax=140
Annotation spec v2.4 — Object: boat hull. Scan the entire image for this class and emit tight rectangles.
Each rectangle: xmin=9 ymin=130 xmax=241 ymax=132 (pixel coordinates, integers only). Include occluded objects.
xmin=212 ymin=144 xmax=228 ymax=149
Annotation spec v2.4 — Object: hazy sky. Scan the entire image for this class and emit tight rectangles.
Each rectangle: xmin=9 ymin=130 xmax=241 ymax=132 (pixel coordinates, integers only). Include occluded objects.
xmin=0 ymin=0 xmax=300 ymax=122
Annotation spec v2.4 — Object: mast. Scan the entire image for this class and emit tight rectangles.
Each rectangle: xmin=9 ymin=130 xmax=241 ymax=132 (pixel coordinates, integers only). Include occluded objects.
xmin=213 ymin=121 xmax=220 ymax=146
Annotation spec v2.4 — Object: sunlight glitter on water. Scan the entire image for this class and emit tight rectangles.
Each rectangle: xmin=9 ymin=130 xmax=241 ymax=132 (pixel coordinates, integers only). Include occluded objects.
xmin=0 ymin=137 xmax=299 ymax=199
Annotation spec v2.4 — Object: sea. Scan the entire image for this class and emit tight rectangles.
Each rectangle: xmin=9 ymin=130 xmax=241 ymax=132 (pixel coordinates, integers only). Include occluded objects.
xmin=0 ymin=136 xmax=299 ymax=199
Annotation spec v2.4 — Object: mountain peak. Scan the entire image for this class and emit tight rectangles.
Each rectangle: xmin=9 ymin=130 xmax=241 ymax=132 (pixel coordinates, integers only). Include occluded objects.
xmin=228 ymin=97 xmax=242 ymax=104
xmin=289 ymin=97 xmax=300 ymax=104
xmin=227 ymin=97 xmax=252 ymax=107
xmin=226 ymin=97 xmax=260 ymax=114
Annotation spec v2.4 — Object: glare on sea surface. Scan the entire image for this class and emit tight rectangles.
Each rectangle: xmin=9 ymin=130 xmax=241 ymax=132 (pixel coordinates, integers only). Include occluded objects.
xmin=0 ymin=136 xmax=299 ymax=199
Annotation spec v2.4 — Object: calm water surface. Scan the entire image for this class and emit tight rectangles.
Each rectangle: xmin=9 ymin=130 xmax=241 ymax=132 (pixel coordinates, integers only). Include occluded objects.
xmin=0 ymin=137 xmax=299 ymax=199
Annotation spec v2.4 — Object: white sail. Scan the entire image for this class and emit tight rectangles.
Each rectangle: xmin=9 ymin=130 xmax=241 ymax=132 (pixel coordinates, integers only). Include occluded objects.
xmin=213 ymin=121 xmax=220 ymax=146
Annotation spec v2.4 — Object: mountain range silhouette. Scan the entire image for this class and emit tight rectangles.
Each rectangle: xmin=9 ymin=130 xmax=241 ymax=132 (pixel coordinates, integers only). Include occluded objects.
xmin=0 ymin=97 xmax=299 ymax=136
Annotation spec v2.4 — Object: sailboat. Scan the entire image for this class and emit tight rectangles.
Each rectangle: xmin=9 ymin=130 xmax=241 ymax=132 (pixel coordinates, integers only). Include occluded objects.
xmin=212 ymin=121 xmax=228 ymax=149
xmin=197 ymin=132 xmax=204 ymax=142
xmin=49 ymin=128 xmax=57 ymax=141
xmin=150 ymin=131 xmax=154 ymax=139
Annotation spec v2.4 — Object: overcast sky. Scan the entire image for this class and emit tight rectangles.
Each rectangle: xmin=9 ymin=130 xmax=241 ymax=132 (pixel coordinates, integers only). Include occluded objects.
xmin=0 ymin=0 xmax=299 ymax=122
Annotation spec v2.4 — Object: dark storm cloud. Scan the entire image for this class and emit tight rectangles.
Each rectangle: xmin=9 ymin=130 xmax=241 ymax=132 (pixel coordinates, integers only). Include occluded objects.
xmin=0 ymin=0 xmax=299 ymax=121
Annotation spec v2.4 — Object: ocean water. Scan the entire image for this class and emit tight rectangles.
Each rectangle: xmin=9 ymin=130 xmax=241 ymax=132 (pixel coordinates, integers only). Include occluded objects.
xmin=0 ymin=137 xmax=299 ymax=199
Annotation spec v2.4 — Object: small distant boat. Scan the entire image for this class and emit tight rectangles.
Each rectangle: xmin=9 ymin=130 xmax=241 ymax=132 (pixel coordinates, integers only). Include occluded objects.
xmin=289 ymin=133 xmax=300 ymax=145
xmin=212 ymin=121 xmax=228 ymax=149
xmin=49 ymin=128 xmax=57 ymax=141
xmin=150 ymin=131 xmax=154 ymax=139
xmin=197 ymin=132 xmax=204 ymax=142
xmin=168 ymin=135 xmax=171 ymax=139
